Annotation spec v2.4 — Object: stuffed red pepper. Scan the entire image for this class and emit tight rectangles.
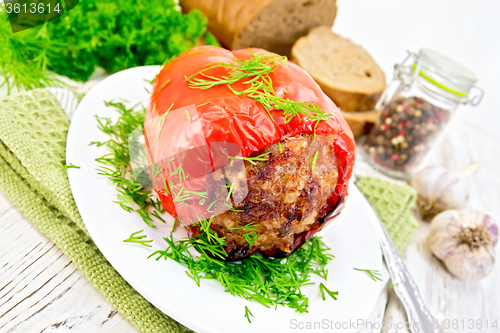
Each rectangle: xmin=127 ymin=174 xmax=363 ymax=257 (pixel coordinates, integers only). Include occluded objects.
xmin=145 ymin=45 xmax=355 ymax=260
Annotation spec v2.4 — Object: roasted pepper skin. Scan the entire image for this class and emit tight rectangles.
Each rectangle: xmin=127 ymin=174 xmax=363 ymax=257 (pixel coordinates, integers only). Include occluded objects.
xmin=146 ymin=45 xmax=356 ymax=237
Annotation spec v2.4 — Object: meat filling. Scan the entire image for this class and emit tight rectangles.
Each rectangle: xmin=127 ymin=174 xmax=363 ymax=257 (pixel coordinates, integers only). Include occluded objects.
xmin=198 ymin=133 xmax=339 ymax=260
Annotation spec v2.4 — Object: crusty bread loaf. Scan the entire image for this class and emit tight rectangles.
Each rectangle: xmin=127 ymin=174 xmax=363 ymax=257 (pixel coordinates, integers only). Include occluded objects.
xmin=180 ymin=0 xmax=337 ymax=56
xmin=291 ymin=26 xmax=386 ymax=111
xmin=341 ymin=110 xmax=381 ymax=138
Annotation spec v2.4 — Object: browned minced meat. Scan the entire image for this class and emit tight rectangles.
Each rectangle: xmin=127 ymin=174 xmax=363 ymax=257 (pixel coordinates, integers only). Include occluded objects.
xmin=204 ymin=133 xmax=339 ymax=259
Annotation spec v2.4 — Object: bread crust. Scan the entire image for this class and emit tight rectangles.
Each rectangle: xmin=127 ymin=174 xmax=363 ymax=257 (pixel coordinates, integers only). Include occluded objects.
xmin=180 ymin=0 xmax=275 ymax=49
xmin=291 ymin=27 xmax=386 ymax=112
xmin=319 ymin=86 xmax=382 ymax=112
xmin=341 ymin=109 xmax=381 ymax=138
xmin=180 ymin=0 xmax=337 ymax=55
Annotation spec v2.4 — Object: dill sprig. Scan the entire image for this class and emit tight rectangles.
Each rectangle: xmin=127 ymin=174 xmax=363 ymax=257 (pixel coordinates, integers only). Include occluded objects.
xmin=185 ymin=52 xmax=286 ymax=89
xmin=63 ymin=163 xmax=80 ymax=170
xmin=243 ymin=231 xmax=260 ymax=250
xmin=229 ymin=222 xmax=259 ymax=231
xmin=244 ymin=306 xmax=253 ymax=323
xmin=170 ymin=164 xmax=186 ymax=183
xmin=353 ymin=268 xmax=382 ymax=282
xmin=149 ymin=233 xmax=334 ymax=313
xmin=157 ymin=79 xmax=170 ymax=93
xmin=319 ymin=283 xmax=338 ymax=301
xmin=185 ymin=51 xmax=331 ymax=127
xmin=153 ymin=103 xmax=174 ymax=144
xmin=0 ymin=19 xmax=64 ymax=94
xmin=228 ymin=152 xmax=271 ymax=166
xmin=91 ymin=101 xmax=165 ymax=228
xmin=124 ymin=230 xmax=153 ymax=247
xmin=152 ymin=164 xmax=163 ymax=177
xmin=311 ymin=151 xmax=319 ymax=171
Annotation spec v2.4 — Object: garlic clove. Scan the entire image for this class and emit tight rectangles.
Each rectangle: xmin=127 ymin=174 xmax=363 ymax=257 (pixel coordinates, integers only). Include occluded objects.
xmin=411 ymin=166 xmax=469 ymax=220
xmin=428 ymin=210 xmax=497 ymax=281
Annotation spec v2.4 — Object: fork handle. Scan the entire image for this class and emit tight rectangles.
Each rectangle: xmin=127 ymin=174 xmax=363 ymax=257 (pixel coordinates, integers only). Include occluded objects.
xmin=360 ymin=185 xmax=442 ymax=333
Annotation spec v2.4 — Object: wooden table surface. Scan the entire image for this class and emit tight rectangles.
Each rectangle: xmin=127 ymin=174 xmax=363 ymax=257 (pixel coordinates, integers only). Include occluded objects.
xmin=1 ymin=117 xmax=499 ymax=332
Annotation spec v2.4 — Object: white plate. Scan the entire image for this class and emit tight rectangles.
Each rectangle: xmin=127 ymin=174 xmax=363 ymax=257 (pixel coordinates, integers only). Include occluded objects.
xmin=67 ymin=66 xmax=383 ymax=333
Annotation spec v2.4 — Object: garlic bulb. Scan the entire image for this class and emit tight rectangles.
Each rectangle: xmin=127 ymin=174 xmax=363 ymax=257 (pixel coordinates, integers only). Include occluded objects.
xmin=428 ymin=210 xmax=498 ymax=281
xmin=410 ymin=163 xmax=481 ymax=220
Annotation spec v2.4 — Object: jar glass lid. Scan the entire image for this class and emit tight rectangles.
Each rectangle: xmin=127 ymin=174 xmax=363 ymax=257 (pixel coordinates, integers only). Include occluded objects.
xmin=412 ymin=48 xmax=478 ymax=100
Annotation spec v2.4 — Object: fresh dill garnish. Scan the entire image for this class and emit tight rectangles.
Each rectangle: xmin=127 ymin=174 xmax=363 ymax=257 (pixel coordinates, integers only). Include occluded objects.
xmin=185 ymin=52 xmax=286 ymax=89
xmin=223 ymin=202 xmax=244 ymax=212
xmin=353 ymin=268 xmax=382 ymax=282
xmin=143 ymin=77 xmax=156 ymax=85
xmin=185 ymin=110 xmax=192 ymax=121
xmin=172 ymin=218 xmax=178 ymax=232
xmin=228 ymin=152 xmax=271 ymax=166
xmin=170 ymin=164 xmax=186 ymax=183
xmin=152 ymin=164 xmax=163 ymax=178
xmin=390 ymin=282 xmax=400 ymax=288
xmin=244 ymin=231 xmax=260 ymax=250
xmin=63 ymin=163 xmax=80 ymax=170
xmin=172 ymin=187 xmax=194 ymax=203
xmin=244 ymin=306 xmax=253 ymax=323
xmin=311 ymin=120 xmax=320 ymax=147
xmin=157 ymin=79 xmax=170 ymax=93
xmin=207 ymin=199 xmax=218 ymax=213
xmin=319 ymin=283 xmax=338 ymax=301
xmin=124 ymin=230 xmax=153 ymax=247
xmin=197 ymin=102 xmax=209 ymax=108
xmin=185 ymin=51 xmax=331 ymax=128
xmin=162 ymin=176 xmax=170 ymax=195
xmin=153 ymin=103 xmax=174 ymax=144
xmin=91 ymin=101 xmax=165 ymax=228
xmin=277 ymin=141 xmax=283 ymax=153
xmin=189 ymin=49 xmax=204 ymax=55
xmin=311 ymin=151 xmax=319 ymax=171
xmin=229 ymin=222 xmax=258 ymax=231
xmin=244 ymin=222 xmax=259 ymax=231
xmin=151 ymin=210 xmax=166 ymax=224
xmin=149 ymin=233 xmax=334 ymax=313
xmin=226 ymin=183 xmax=233 ymax=201
xmin=184 ymin=190 xmax=208 ymax=198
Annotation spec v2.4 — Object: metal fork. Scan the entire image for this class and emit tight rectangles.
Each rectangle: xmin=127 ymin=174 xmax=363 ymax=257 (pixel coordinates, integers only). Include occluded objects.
xmin=351 ymin=175 xmax=442 ymax=333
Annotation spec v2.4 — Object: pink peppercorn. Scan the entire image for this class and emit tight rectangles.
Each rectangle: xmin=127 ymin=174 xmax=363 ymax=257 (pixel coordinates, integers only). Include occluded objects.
xmin=391 ymin=154 xmax=399 ymax=161
xmin=398 ymin=121 xmax=405 ymax=127
xmin=398 ymin=130 xmax=405 ymax=136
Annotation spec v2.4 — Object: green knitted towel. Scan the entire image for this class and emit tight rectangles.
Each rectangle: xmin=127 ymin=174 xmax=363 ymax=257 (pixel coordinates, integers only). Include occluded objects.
xmin=356 ymin=176 xmax=419 ymax=253
xmin=0 ymin=89 xmax=419 ymax=332
xmin=0 ymin=89 xmax=191 ymax=333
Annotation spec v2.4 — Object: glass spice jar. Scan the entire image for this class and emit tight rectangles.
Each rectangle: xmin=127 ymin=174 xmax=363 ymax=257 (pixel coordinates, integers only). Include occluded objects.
xmin=361 ymin=48 xmax=483 ymax=180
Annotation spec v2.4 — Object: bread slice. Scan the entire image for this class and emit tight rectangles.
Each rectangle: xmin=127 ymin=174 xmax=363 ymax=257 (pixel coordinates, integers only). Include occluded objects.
xmin=180 ymin=0 xmax=337 ymax=56
xmin=291 ymin=27 xmax=386 ymax=111
xmin=341 ymin=109 xmax=381 ymax=138
xmin=234 ymin=0 xmax=337 ymax=56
